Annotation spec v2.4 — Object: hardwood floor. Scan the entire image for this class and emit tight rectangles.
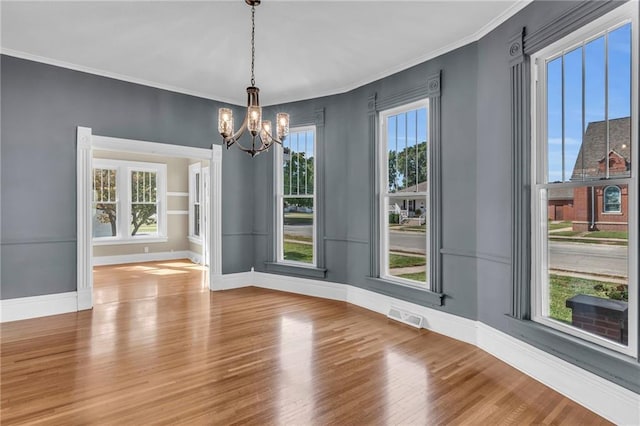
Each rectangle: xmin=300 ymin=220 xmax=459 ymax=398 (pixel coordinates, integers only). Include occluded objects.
xmin=1 ymin=260 xmax=609 ymax=425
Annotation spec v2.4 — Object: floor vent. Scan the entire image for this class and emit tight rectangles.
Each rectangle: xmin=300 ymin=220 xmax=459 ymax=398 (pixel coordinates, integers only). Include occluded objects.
xmin=387 ymin=307 xmax=424 ymax=329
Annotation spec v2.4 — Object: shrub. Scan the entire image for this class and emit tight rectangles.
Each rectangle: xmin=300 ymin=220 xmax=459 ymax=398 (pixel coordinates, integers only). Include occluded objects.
xmin=414 ymin=208 xmax=422 ymax=216
xmin=389 ymin=213 xmax=399 ymax=224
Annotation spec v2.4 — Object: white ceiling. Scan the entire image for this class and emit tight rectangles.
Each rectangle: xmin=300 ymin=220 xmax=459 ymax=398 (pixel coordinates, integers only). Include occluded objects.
xmin=1 ymin=1 xmax=531 ymax=106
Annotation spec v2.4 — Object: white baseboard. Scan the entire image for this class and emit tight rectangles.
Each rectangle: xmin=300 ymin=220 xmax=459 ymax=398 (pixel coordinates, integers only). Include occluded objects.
xmin=213 ymin=271 xmax=254 ymax=291
xmin=77 ymin=288 xmax=93 ymax=311
xmin=93 ymin=250 xmax=192 ymax=266
xmin=187 ymin=251 xmax=204 ymax=265
xmin=217 ymin=272 xmax=638 ymax=425
xmin=3 ymin=269 xmax=637 ymax=423
xmin=255 ymin=271 xmax=347 ymax=302
xmin=477 ymin=323 xmax=640 ymax=425
xmin=1 ymin=292 xmax=78 ymax=322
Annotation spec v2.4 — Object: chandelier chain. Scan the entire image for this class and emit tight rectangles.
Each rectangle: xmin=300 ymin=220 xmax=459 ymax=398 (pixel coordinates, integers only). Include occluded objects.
xmin=250 ymin=5 xmax=256 ymax=86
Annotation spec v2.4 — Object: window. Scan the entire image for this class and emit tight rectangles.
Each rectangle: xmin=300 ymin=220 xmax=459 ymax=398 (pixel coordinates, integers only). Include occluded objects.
xmin=531 ymin=4 xmax=637 ymax=355
xmin=276 ymin=126 xmax=316 ymax=265
xmin=92 ymin=159 xmax=167 ymax=244
xmin=603 ymin=185 xmax=621 ymax=213
xmin=189 ymin=163 xmax=202 ymax=242
xmin=379 ymin=100 xmax=429 ymax=287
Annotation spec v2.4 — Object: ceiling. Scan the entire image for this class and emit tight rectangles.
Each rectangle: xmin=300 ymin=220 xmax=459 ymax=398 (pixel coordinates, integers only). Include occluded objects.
xmin=1 ymin=1 xmax=531 ymax=106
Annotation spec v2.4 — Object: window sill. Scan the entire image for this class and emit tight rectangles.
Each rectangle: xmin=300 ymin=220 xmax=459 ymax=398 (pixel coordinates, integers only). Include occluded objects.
xmin=264 ymin=262 xmax=327 ymax=279
xmin=506 ymin=316 xmax=639 ymax=394
xmin=92 ymin=237 xmax=168 ymax=246
xmin=365 ymin=276 xmax=444 ymax=307
xmin=188 ymin=236 xmax=203 ymax=245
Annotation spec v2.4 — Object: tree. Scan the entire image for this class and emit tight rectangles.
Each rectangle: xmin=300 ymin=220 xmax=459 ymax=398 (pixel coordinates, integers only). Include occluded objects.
xmin=387 ymin=141 xmax=427 ymax=191
xmin=93 ymin=169 xmax=157 ymax=236
xmin=130 ymin=171 xmax=158 ymax=235
xmin=283 ymin=147 xmax=314 ymax=208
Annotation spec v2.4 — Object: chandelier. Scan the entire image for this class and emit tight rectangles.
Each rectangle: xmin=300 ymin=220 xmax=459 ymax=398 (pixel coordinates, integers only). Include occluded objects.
xmin=217 ymin=0 xmax=289 ymax=157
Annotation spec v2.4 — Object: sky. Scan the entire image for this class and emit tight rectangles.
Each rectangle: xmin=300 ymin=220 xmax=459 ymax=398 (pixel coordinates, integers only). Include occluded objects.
xmin=387 ymin=107 xmax=428 ymax=191
xmin=547 ymin=23 xmax=632 ymax=183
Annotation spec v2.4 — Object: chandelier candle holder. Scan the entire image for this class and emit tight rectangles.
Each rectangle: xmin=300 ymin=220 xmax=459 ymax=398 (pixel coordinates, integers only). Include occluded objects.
xmin=218 ymin=0 xmax=289 ymax=157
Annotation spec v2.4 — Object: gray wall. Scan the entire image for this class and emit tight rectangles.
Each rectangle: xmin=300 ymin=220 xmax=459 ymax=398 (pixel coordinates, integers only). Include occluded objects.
xmin=251 ymin=0 xmax=639 ymax=391
xmin=1 ymin=0 xmax=637 ymax=391
xmin=0 ymin=55 xmax=252 ymax=299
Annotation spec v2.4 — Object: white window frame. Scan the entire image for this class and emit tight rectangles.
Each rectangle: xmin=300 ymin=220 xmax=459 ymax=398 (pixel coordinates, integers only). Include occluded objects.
xmin=188 ymin=162 xmax=202 ymax=244
xmin=92 ymin=158 xmax=167 ymax=245
xmin=378 ymin=99 xmax=430 ymax=290
xmin=274 ymin=125 xmax=317 ymax=267
xmin=531 ymin=1 xmax=638 ymax=356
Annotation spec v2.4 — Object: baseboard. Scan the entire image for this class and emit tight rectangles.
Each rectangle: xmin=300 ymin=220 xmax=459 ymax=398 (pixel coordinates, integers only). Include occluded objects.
xmin=1 ymin=292 xmax=78 ymax=322
xmin=213 ymin=271 xmax=254 ymax=290
xmin=254 ymin=271 xmax=347 ymax=301
xmin=77 ymin=288 xmax=93 ymax=311
xmin=93 ymin=251 xmax=192 ymax=266
xmin=244 ymin=272 xmax=638 ymax=424
xmin=477 ymin=323 xmax=640 ymax=425
xmin=187 ymin=251 xmax=204 ymax=265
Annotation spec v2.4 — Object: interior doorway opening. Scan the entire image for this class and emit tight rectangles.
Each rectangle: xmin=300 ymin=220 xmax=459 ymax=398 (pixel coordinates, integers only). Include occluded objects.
xmin=76 ymin=127 xmax=222 ymax=310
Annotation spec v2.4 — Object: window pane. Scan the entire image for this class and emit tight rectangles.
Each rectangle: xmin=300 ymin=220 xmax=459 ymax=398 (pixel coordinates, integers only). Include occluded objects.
xmin=131 ymin=204 xmax=157 ymax=236
xmin=194 ymin=204 xmax=200 ymax=236
xmin=387 ymin=195 xmax=427 ymax=285
xmin=93 ymin=203 xmax=117 ymax=237
xmin=608 ymin=23 xmax=632 ymax=177
xmin=547 ymin=57 xmax=563 ymax=183
xmin=544 ymin=184 xmax=628 ymax=345
xmin=386 ymin=108 xmax=428 ymax=193
xmin=283 ymin=197 xmax=314 ymax=264
xmin=195 ymin=173 xmax=200 ymax=203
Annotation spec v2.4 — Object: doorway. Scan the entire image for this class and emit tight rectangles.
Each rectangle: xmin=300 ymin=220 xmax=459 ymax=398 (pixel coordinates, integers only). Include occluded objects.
xmin=76 ymin=127 xmax=222 ymax=310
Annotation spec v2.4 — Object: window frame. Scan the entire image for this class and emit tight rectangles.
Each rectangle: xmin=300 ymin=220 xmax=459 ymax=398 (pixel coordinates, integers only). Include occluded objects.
xmin=378 ymin=98 xmax=430 ymax=290
xmin=274 ymin=125 xmax=317 ymax=267
xmin=530 ymin=2 xmax=638 ymax=356
xmin=188 ymin=162 xmax=202 ymax=244
xmin=92 ymin=158 xmax=167 ymax=245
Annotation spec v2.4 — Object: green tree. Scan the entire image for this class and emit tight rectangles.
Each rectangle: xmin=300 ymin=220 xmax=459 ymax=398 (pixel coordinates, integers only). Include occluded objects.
xmin=283 ymin=147 xmax=314 ymax=208
xmin=93 ymin=169 xmax=158 ymax=236
xmin=388 ymin=141 xmax=427 ymax=191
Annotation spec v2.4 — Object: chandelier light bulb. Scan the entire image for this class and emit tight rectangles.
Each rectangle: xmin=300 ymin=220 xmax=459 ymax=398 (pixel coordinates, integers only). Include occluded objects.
xmin=218 ymin=108 xmax=233 ymax=137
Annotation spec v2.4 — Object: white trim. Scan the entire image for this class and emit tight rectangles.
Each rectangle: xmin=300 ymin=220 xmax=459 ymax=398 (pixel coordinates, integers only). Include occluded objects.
xmin=210 ymin=272 xmax=638 ymax=424
xmin=379 ymin=100 xmax=430 ymax=288
xmin=0 ymin=2 xmax=532 ymax=106
xmin=1 ymin=292 xmax=78 ymax=323
xmin=477 ymin=323 xmax=640 ymax=426
xmin=92 ymin=134 xmax=214 ymax=160
xmin=92 ymin=250 xmax=193 ymax=266
xmin=4 ymin=270 xmax=637 ymax=422
xmin=530 ymin=2 xmax=638 ymax=357
xmin=275 ymin=125 xmax=317 ymax=266
xmin=167 ymin=191 xmax=189 ymax=197
xmin=168 ymin=210 xmax=189 ymax=215
xmin=78 ymin=127 xmax=222 ymax=305
xmin=188 ymin=250 xmax=203 ymax=265
xmin=187 ymin=235 xmax=203 ymax=245
xmin=212 ymin=271 xmax=254 ymax=291
xmin=92 ymin=237 xmax=169 ymax=246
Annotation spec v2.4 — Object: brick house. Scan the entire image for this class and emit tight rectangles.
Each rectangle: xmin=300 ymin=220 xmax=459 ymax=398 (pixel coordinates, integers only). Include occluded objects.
xmin=547 ymin=117 xmax=630 ymax=231
xmin=571 ymin=117 xmax=630 ymax=231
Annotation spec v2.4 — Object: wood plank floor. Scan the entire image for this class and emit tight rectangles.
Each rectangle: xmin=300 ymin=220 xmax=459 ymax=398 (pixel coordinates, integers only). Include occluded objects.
xmin=1 ymin=260 xmax=609 ymax=425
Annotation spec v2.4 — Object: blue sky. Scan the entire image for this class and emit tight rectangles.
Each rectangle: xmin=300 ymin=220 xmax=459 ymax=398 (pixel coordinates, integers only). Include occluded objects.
xmin=547 ymin=23 xmax=631 ymax=183
xmin=387 ymin=107 xmax=428 ymax=190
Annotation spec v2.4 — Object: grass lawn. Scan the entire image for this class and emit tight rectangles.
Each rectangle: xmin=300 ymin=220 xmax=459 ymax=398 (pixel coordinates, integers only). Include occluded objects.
xmin=551 ymin=230 xmax=582 ymax=237
xmin=284 ymin=241 xmax=313 ymax=263
xmin=397 ymin=271 xmax=426 ymax=282
xmin=389 ymin=253 xmax=425 ymax=268
xmin=549 ymin=274 xmax=627 ymax=323
xmin=548 ymin=221 xmax=572 ymax=230
xmin=585 ymin=230 xmax=628 ymax=239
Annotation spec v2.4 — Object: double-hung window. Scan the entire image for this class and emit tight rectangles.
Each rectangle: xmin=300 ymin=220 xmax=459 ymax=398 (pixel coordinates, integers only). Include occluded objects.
xmin=92 ymin=159 xmax=167 ymax=244
xmin=189 ymin=163 xmax=202 ymax=243
xmin=275 ymin=126 xmax=316 ymax=265
xmin=379 ymin=100 xmax=429 ymax=287
xmin=531 ymin=3 xmax=637 ymax=355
